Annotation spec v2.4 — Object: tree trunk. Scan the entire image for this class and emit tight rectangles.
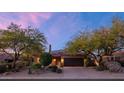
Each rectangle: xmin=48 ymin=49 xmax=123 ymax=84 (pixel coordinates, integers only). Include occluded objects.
xmin=87 ymin=50 xmax=102 ymax=67
xmin=12 ymin=53 xmax=19 ymax=69
xmin=104 ymin=48 xmax=108 ymax=56
xmin=98 ymin=49 xmax=100 ymax=55
xmin=12 ymin=60 xmax=16 ymax=69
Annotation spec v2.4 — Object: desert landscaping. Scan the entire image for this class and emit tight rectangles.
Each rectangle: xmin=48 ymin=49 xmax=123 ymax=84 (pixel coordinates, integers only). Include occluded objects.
xmin=1 ymin=13 xmax=124 ymax=80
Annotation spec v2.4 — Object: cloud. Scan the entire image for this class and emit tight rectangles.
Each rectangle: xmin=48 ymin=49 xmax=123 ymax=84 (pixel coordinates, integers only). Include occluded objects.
xmin=0 ymin=12 xmax=53 ymax=29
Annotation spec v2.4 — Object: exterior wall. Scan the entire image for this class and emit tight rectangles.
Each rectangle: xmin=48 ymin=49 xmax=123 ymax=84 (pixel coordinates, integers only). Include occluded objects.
xmin=52 ymin=55 xmax=97 ymax=67
xmin=33 ymin=57 xmax=40 ymax=64
xmin=52 ymin=56 xmax=84 ymax=67
xmin=0 ymin=53 xmax=13 ymax=62
xmin=51 ymin=57 xmax=62 ymax=66
xmin=61 ymin=57 xmax=64 ymax=67
xmin=51 ymin=58 xmax=57 ymax=66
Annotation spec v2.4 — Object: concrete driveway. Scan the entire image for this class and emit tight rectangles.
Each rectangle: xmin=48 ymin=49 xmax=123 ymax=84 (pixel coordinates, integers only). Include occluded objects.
xmin=0 ymin=67 xmax=124 ymax=80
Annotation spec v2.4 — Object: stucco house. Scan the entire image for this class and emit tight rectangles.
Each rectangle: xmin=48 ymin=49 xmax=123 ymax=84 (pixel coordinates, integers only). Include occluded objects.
xmin=51 ymin=50 xmax=95 ymax=67
xmin=0 ymin=52 xmax=13 ymax=62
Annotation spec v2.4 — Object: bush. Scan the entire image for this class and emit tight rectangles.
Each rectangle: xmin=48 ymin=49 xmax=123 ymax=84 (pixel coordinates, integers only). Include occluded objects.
xmin=14 ymin=61 xmax=28 ymax=72
xmin=40 ymin=52 xmax=52 ymax=66
xmin=0 ymin=64 xmax=7 ymax=73
xmin=16 ymin=62 xmax=24 ymax=68
xmin=0 ymin=62 xmax=13 ymax=73
xmin=20 ymin=61 xmax=29 ymax=66
xmin=117 ymin=61 xmax=124 ymax=67
xmin=6 ymin=64 xmax=12 ymax=71
xmin=48 ymin=65 xmax=63 ymax=73
xmin=48 ymin=65 xmax=58 ymax=72
xmin=96 ymin=66 xmax=104 ymax=71
xmin=31 ymin=63 xmax=41 ymax=69
xmin=56 ymin=68 xmax=63 ymax=73
xmin=51 ymin=66 xmax=58 ymax=72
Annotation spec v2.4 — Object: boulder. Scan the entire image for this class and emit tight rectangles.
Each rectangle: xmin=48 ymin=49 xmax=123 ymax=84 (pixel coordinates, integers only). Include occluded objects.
xmin=102 ymin=61 xmax=124 ymax=72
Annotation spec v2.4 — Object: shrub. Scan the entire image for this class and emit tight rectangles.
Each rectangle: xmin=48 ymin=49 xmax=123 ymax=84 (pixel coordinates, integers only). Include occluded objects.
xmin=0 ymin=64 xmax=7 ymax=73
xmin=48 ymin=65 xmax=58 ymax=72
xmin=51 ymin=66 xmax=58 ymax=72
xmin=119 ymin=62 xmax=124 ymax=67
xmin=0 ymin=62 xmax=13 ymax=73
xmin=14 ymin=61 xmax=28 ymax=72
xmin=40 ymin=52 xmax=52 ymax=66
xmin=96 ymin=66 xmax=104 ymax=71
xmin=48 ymin=65 xmax=63 ymax=73
xmin=31 ymin=63 xmax=41 ymax=69
xmin=6 ymin=64 xmax=12 ymax=71
xmin=56 ymin=68 xmax=63 ymax=73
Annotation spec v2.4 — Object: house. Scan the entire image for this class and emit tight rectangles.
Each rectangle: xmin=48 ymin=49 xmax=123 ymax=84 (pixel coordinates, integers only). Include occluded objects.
xmin=112 ymin=50 xmax=124 ymax=64
xmin=32 ymin=54 xmax=40 ymax=64
xmin=0 ymin=52 xmax=13 ymax=62
xmin=32 ymin=43 xmax=96 ymax=67
xmin=51 ymin=50 xmax=95 ymax=67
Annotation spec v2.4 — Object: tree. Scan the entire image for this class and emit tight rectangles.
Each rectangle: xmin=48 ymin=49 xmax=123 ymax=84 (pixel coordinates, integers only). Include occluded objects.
xmin=0 ymin=23 xmax=47 ymax=69
xmin=65 ymin=17 xmax=124 ymax=67
xmin=65 ymin=31 xmax=99 ymax=66
xmin=40 ymin=52 xmax=52 ymax=66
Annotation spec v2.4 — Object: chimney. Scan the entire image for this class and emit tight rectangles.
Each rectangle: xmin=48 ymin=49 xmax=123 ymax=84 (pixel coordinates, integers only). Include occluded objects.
xmin=49 ymin=44 xmax=51 ymax=53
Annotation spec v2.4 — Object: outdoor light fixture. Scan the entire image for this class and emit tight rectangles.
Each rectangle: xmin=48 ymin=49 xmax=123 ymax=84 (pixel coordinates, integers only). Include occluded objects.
xmin=53 ymin=59 xmax=56 ymax=62
xmin=61 ymin=58 xmax=64 ymax=63
xmin=52 ymin=58 xmax=57 ymax=65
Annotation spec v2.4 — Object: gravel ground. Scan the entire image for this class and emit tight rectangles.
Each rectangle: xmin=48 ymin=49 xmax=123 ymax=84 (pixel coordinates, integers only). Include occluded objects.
xmin=0 ymin=67 xmax=124 ymax=80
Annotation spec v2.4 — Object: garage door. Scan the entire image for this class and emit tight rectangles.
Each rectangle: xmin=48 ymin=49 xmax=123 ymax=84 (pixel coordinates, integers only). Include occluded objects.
xmin=64 ymin=58 xmax=83 ymax=66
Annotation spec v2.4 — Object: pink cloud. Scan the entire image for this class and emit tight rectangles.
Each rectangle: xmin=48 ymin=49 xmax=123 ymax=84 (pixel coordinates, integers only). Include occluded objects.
xmin=0 ymin=12 xmax=53 ymax=29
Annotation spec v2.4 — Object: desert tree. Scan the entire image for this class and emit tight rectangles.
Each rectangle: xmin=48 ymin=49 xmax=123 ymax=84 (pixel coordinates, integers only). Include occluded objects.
xmin=0 ymin=23 xmax=47 ymax=68
xmin=65 ymin=17 xmax=124 ymax=67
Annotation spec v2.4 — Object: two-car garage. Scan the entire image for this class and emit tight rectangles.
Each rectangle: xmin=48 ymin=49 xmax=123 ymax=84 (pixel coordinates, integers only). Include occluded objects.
xmin=63 ymin=56 xmax=84 ymax=66
xmin=64 ymin=58 xmax=83 ymax=66
xmin=51 ymin=51 xmax=86 ymax=67
xmin=52 ymin=52 xmax=95 ymax=67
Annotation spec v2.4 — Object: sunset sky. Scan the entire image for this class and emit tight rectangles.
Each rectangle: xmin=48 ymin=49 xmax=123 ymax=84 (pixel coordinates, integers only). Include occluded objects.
xmin=0 ymin=12 xmax=124 ymax=50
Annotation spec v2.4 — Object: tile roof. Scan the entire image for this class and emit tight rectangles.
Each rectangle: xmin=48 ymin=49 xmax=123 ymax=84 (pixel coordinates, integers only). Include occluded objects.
xmin=0 ymin=52 xmax=13 ymax=61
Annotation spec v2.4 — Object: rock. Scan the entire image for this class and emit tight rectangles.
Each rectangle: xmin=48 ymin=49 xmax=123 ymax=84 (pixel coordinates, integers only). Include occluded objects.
xmin=102 ymin=61 xmax=124 ymax=72
xmin=56 ymin=68 xmax=63 ymax=73
xmin=2 ymin=72 xmax=10 ymax=76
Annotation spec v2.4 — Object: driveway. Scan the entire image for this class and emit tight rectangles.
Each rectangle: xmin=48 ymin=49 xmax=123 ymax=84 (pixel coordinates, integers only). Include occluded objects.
xmin=0 ymin=67 xmax=124 ymax=80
